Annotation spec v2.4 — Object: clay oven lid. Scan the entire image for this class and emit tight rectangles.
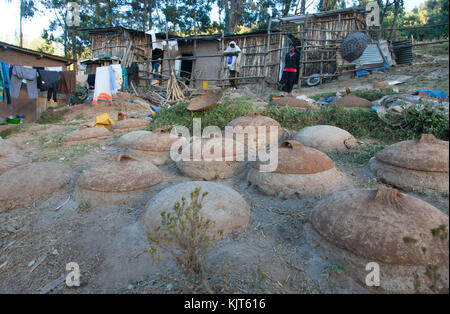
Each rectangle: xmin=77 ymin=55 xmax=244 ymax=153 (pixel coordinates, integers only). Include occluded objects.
xmin=131 ymin=128 xmax=179 ymax=152
xmin=375 ymin=134 xmax=449 ymax=172
xmin=77 ymin=155 xmax=164 ymax=192
xmin=187 ymin=89 xmax=223 ymax=111
xmin=227 ymin=112 xmax=281 ymax=129
xmin=62 ymin=125 xmax=112 ymax=142
xmin=253 ymin=140 xmax=335 ymax=174
xmin=333 ymin=94 xmax=372 ymax=108
xmin=311 ymin=186 xmax=449 ymax=266
xmin=112 ymin=118 xmax=149 ymax=130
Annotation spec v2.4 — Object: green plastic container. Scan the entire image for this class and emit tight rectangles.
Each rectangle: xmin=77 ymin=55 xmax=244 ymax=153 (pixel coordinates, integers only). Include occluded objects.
xmin=6 ymin=118 xmax=21 ymax=124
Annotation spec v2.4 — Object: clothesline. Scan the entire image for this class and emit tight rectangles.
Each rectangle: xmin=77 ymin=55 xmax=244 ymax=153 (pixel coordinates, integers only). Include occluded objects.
xmin=0 ymin=59 xmax=76 ymax=105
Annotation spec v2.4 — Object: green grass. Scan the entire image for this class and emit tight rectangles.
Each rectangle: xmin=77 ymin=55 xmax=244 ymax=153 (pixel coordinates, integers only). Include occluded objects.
xmin=327 ymin=144 xmax=386 ymax=165
xmin=148 ymin=97 xmax=449 ymax=143
xmin=260 ymin=105 xmax=436 ymax=142
xmin=309 ymin=92 xmax=337 ymax=101
xmin=32 ymin=142 xmax=101 ymax=164
xmin=0 ymin=125 xmax=27 ymax=139
xmin=353 ymin=88 xmax=399 ymax=101
xmin=36 ymin=109 xmax=68 ymax=124
xmin=149 ymin=96 xmax=255 ymax=132
xmin=309 ymin=88 xmax=399 ymax=102
xmin=415 ymin=42 xmax=449 ymax=56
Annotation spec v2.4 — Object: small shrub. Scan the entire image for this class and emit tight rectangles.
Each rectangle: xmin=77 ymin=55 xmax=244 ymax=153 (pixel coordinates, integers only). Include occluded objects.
xmin=327 ymin=144 xmax=385 ymax=165
xmin=402 ymin=104 xmax=449 ymax=141
xmin=0 ymin=125 xmax=25 ymax=139
xmin=147 ymin=187 xmax=223 ymax=293
xmin=321 ymin=264 xmax=344 ymax=280
xmin=353 ymin=88 xmax=399 ymax=101
xmin=36 ymin=109 xmax=68 ymax=124
xmin=310 ymin=88 xmax=398 ymax=102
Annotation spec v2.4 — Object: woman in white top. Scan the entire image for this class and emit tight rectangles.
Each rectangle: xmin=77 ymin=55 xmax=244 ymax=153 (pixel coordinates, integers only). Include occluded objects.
xmin=224 ymin=41 xmax=241 ymax=89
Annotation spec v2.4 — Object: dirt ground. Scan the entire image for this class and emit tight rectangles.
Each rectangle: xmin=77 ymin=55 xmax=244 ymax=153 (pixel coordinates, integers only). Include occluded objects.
xmin=0 ymin=54 xmax=448 ymax=294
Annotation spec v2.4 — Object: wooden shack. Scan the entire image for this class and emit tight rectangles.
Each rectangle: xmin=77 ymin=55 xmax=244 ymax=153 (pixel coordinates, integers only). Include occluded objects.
xmin=277 ymin=7 xmax=367 ymax=85
xmin=84 ymin=7 xmax=366 ymax=90
xmin=0 ymin=41 xmax=73 ymax=122
xmin=86 ymin=27 xmax=286 ymax=89
xmin=85 ymin=27 xmax=167 ymax=88
xmin=150 ymin=31 xmax=284 ymax=89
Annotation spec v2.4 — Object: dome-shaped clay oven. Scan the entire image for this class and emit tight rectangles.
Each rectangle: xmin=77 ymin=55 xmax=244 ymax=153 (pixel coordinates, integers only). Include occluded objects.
xmin=309 ymin=186 xmax=449 ymax=293
xmin=0 ymin=139 xmax=24 ymax=155
xmin=62 ymin=125 xmax=112 ymax=145
xmin=270 ymin=95 xmax=309 ymax=108
xmin=128 ymin=128 xmax=179 ymax=165
xmin=247 ymin=140 xmax=341 ymax=198
xmin=226 ymin=112 xmax=283 ymax=149
xmin=311 ymin=186 xmax=449 ymax=266
xmin=0 ymin=162 xmax=71 ymax=212
xmin=112 ymin=118 xmax=149 ymax=132
xmin=140 ymin=181 xmax=250 ymax=239
xmin=176 ymin=135 xmax=247 ymax=180
xmin=369 ymin=134 xmax=449 ymax=192
xmin=75 ymin=155 xmax=164 ymax=207
xmin=332 ymin=94 xmax=372 ymax=108
xmin=115 ymin=130 xmax=152 ymax=148
xmin=0 ymin=153 xmax=31 ymax=175
xmin=293 ymin=125 xmax=358 ymax=152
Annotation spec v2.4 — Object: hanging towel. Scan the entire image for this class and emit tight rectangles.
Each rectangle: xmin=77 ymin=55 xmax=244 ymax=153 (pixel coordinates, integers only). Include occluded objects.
xmin=10 ymin=65 xmax=38 ymax=99
xmin=59 ymin=71 xmax=76 ymax=94
xmin=0 ymin=69 xmax=4 ymax=102
xmin=122 ymin=68 xmax=128 ymax=89
xmin=108 ymin=66 xmax=117 ymax=95
xmin=93 ymin=66 xmax=112 ymax=104
xmin=110 ymin=64 xmax=123 ymax=91
xmin=0 ymin=62 xmax=12 ymax=104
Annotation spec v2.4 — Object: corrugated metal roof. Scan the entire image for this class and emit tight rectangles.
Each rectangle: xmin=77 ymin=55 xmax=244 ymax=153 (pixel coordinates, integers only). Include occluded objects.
xmin=354 ymin=44 xmax=385 ymax=68
xmin=0 ymin=41 xmax=74 ymax=64
xmin=392 ymin=39 xmax=413 ymax=65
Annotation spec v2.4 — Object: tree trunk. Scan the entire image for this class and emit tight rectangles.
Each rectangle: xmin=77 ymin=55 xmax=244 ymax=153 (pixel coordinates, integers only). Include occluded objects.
xmin=71 ymin=29 xmax=77 ymax=72
xmin=149 ymin=1 xmax=153 ymax=31
xmin=227 ymin=0 xmax=242 ymax=34
xmin=388 ymin=0 xmax=401 ymax=40
xmin=19 ymin=0 xmax=23 ymax=47
xmin=300 ymin=0 xmax=306 ymax=14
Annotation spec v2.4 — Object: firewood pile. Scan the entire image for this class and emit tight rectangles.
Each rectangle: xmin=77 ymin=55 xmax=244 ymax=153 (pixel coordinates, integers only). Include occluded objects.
xmin=166 ymin=69 xmax=186 ymax=102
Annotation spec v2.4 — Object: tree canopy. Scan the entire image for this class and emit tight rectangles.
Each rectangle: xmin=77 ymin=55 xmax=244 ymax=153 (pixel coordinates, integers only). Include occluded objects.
xmin=14 ymin=0 xmax=446 ymax=60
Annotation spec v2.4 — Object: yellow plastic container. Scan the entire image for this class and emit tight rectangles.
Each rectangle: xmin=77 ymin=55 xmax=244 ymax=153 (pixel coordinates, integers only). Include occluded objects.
xmin=95 ymin=113 xmax=115 ymax=130
xmin=202 ymin=81 xmax=209 ymax=90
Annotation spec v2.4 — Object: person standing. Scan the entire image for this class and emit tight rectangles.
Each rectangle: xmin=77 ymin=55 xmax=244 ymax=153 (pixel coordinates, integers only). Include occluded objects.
xmin=224 ymin=41 xmax=241 ymax=90
xmin=281 ymin=44 xmax=300 ymax=95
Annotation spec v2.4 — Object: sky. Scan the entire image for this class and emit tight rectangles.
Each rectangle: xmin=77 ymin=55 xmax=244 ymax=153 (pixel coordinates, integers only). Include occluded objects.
xmin=0 ymin=0 xmax=427 ymax=47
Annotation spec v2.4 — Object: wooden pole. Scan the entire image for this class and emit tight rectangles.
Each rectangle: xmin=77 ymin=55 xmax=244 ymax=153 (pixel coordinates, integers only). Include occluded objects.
xmin=221 ymin=30 xmax=225 ymax=88
xmin=262 ymin=19 xmax=272 ymax=93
